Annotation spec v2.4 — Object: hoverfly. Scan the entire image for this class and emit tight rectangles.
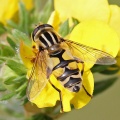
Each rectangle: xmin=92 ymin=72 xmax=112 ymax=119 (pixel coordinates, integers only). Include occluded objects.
xmin=27 ymin=24 xmax=116 ymax=112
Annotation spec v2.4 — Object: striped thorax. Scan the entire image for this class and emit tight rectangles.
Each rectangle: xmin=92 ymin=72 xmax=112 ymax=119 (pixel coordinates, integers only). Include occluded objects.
xmin=32 ymin=24 xmax=61 ymax=49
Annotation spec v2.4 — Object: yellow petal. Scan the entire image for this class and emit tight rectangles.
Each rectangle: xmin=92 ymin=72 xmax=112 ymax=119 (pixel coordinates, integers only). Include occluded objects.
xmin=19 ymin=41 xmax=35 ymax=69
xmin=54 ymin=0 xmax=110 ymax=22
xmin=0 ymin=0 xmax=18 ymax=24
xmin=71 ymin=70 xmax=94 ymax=109
xmin=31 ymin=75 xmax=60 ymax=108
xmin=22 ymin=0 xmax=33 ymax=10
xmin=0 ymin=0 xmax=33 ymax=25
xmin=31 ymin=69 xmax=93 ymax=112
xmin=47 ymin=10 xmax=60 ymax=31
xmin=69 ymin=20 xmax=119 ymax=70
xmin=109 ymin=5 xmax=120 ymax=40
xmin=70 ymin=20 xmax=119 ymax=57
xmin=116 ymin=50 xmax=120 ymax=67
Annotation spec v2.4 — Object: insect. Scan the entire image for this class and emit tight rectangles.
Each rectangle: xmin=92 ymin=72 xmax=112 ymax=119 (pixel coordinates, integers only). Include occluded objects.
xmin=27 ymin=24 xmax=116 ymax=112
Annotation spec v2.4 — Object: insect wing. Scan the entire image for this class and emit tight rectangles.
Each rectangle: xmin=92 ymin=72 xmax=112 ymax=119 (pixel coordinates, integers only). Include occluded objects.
xmin=27 ymin=52 xmax=49 ymax=101
xmin=64 ymin=39 xmax=116 ymax=65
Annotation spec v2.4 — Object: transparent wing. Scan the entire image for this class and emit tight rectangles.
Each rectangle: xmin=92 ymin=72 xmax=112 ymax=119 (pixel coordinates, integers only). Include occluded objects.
xmin=27 ymin=51 xmax=49 ymax=101
xmin=64 ymin=39 xmax=116 ymax=65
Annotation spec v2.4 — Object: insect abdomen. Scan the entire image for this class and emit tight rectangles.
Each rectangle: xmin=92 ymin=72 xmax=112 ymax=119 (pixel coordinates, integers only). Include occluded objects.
xmin=49 ymin=49 xmax=82 ymax=92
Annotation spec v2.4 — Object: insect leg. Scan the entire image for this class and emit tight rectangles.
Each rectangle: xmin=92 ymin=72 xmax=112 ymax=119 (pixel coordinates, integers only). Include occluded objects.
xmin=78 ymin=61 xmax=93 ymax=98
xmin=82 ymin=85 xmax=93 ymax=98
xmin=48 ymin=80 xmax=64 ymax=112
xmin=80 ymin=61 xmax=84 ymax=76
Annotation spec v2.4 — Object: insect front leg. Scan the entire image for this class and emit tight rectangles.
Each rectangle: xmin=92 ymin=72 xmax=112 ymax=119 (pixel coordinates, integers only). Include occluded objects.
xmin=48 ymin=80 xmax=64 ymax=113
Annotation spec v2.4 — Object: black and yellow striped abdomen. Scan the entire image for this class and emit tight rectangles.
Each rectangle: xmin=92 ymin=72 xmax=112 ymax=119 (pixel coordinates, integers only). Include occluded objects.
xmin=49 ymin=49 xmax=82 ymax=92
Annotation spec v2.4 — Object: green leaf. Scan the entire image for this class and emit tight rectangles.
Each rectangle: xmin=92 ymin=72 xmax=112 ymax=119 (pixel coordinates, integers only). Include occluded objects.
xmin=0 ymin=92 xmax=15 ymax=101
xmin=34 ymin=0 xmax=45 ymax=12
xmin=59 ymin=19 xmax=69 ymax=37
xmin=31 ymin=113 xmax=53 ymax=120
xmin=69 ymin=18 xmax=80 ymax=33
xmin=0 ymin=56 xmax=11 ymax=61
xmin=0 ymin=23 xmax=6 ymax=34
xmin=0 ymin=59 xmax=4 ymax=64
xmin=13 ymin=75 xmax=27 ymax=83
xmin=12 ymin=29 xmax=31 ymax=46
xmin=0 ymin=44 xmax=15 ymax=57
xmin=18 ymin=2 xmax=30 ymax=34
xmin=6 ymin=60 xmax=27 ymax=75
xmin=7 ymin=37 xmax=17 ymax=50
xmin=100 ymin=69 xmax=119 ymax=75
xmin=94 ymin=77 xmax=118 ymax=96
xmin=21 ymin=97 xmax=28 ymax=105
xmin=72 ymin=17 xmax=80 ymax=25
xmin=39 ymin=0 xmax=53 ymax=23
xmin=7 ymin=20 xmax=19 ymax=29
xmin=91 ymin=65 xmax=110 ymax=73
xmin=17 ymin=88 xmax=26 ymax=99
xmin=16 ymin=81 xmax=27 ymax=92
xmin=4 ymin=76 xmax=17 ymax=85
xmin=100 ymin=65 xmax=119 ymax=75
xmin=0 ymin=84 xmax=6 ymax=91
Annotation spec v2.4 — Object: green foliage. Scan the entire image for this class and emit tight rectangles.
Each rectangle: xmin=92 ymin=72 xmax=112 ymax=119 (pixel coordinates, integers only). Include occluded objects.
xmin=91 ymin=65 xmax=110 ymax=73
xmin=59 ymin=18 xmax=80 ymax=37
xmin=69 ymin=18 xmax=80 ymax=32
xmin=4 ymin=76 xmax=17 ymax=85
xmin=0 ymin=92 xmax=16 ymax=101
xmin=7 ymin=37 xmax=17 ymax=50
xmin=100 ymin=65 xmax=119 ymax=75
xmin=0 ymin=23 xmax=6 ymax=34
xmin=0 ymin=84 xmax=6 ymax=91
xmin=6 ymin=60 xmax=27 ymax=75
xmin=11 ymin=29 xmax=31 ymax=46
xmin=30 ymin=113 xmax=53 ymax=120
xmin=39 ymin=0 xmax=53 ymax=23
xmin=59 ymin=19 xmax=69 ymax=37
xmin=94 ymin=77 xmax=118 ymax=96
xmin=0 ymin=44 xmax=15 ymax=57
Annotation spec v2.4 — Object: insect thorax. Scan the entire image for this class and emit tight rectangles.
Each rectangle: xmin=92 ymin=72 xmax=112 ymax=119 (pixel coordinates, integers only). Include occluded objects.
xmin=32 ymin=24 xmax=61 ymax=49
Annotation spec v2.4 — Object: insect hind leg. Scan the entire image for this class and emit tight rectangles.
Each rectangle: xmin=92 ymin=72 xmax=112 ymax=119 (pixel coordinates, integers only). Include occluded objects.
xmin=82 ymin=85 xmax=93 ymax=98
xmin=78 ymin=60 xmax=92 ymax=98
xmin=48 ymin=80 xmax=64 ymax=112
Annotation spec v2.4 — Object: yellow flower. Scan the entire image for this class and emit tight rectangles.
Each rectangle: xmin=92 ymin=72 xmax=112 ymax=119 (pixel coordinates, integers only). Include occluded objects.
xmin=109 ymin=5 xmax=120 ymax=59
xmin=20 ymin=41 xmax=94 ymax=112
xmin=109 ymin=5 xmax=120 ymax=40
xmin=54 ymin=0 xmax=120 ymax=67
xmin=0 ymin=0 xmax=33 ymax=25
xmin=19 ymin=20 xmax=119 ymax=112
xmin=116 ymin=51 xmax=120 ymax=67
xmin=54 ymin=0 xmax=110 ymax=22
xmin=70 ymin=20 xmax=119 ymax=57
xmin=19 ymin=0 xmax=119 ymax=112
xmin=47 ymin=11 xmax=60 ymax=31
xmin=54 ymin=0 xmax=120 ymax=39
